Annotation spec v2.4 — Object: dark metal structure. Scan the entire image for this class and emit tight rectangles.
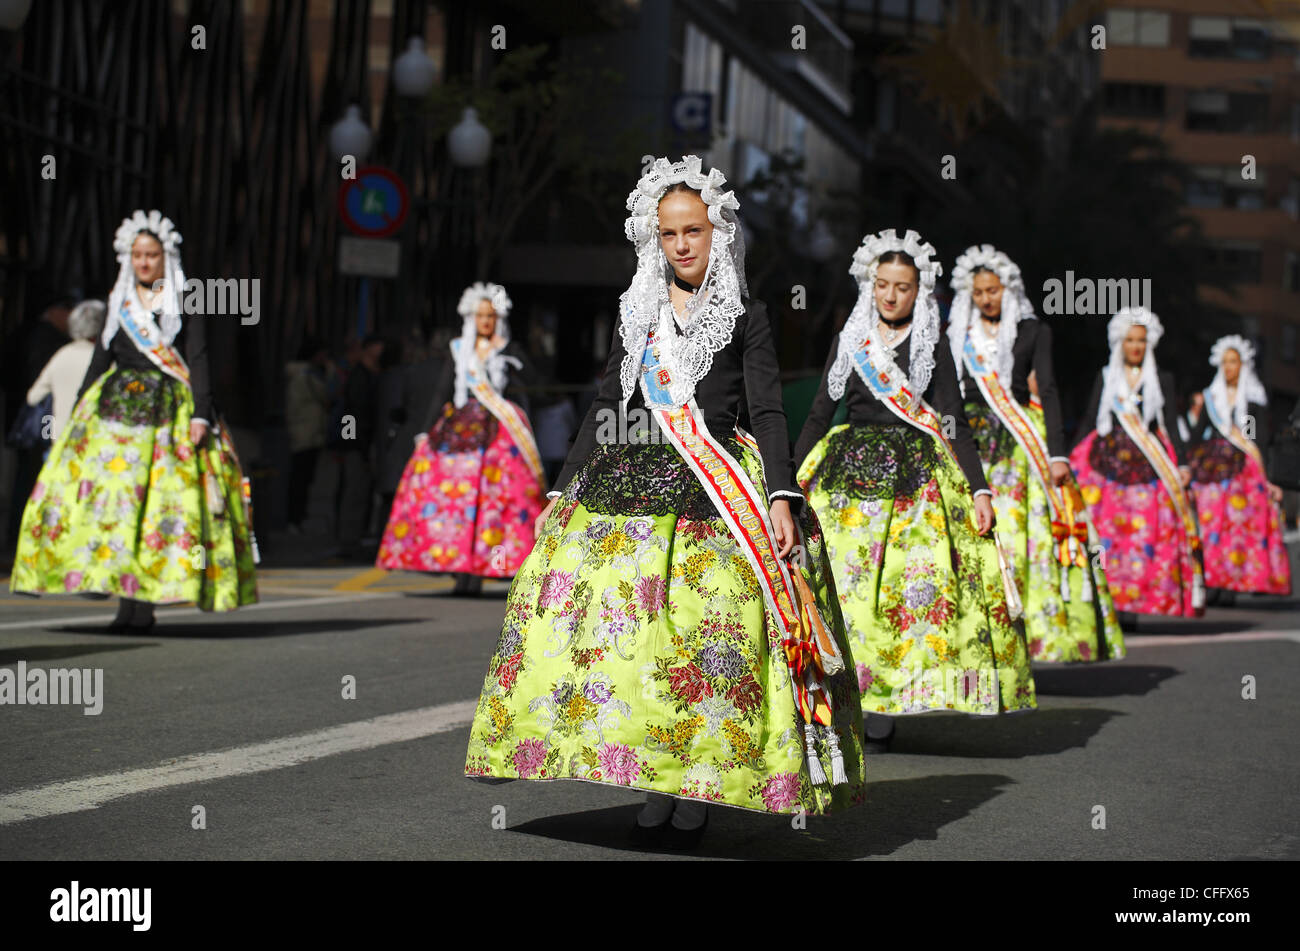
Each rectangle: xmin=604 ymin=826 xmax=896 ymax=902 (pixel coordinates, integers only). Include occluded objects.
xmin=0 ymin=0 xmax=463 ymax=427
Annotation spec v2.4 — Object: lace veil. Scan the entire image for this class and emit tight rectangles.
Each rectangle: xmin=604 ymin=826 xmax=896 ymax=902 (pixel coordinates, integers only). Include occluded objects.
xmin=1097 ymin=306 xmax=1165 ymax=437
xmin=618 ymin=155 xmax=748 ymax=406
xmin=829 ymin=228 xmax=942 ymax=403
xmin=1206 ymin=334 xmax=1267 ymax=431
xmin=104 ymin=210 xmax=186 ymax=348
xmin=453 ymin=281 xmax=519 ymax=407
xmin=947 ymin=244 xmax=1032 ymax=385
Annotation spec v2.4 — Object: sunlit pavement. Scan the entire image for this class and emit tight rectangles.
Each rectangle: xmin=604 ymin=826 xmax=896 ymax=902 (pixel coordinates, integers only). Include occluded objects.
xmin=1 ymin=548 xmax=1297 ymax=861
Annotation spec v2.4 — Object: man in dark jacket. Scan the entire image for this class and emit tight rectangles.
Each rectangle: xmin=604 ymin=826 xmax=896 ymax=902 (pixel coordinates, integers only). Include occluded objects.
xmin=336 ymin=335 xmax=386 ymax=559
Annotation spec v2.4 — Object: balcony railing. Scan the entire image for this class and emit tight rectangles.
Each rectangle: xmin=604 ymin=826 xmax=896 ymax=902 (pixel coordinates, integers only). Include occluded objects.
xmin=743 ymin=0 xmax=854 ymax=113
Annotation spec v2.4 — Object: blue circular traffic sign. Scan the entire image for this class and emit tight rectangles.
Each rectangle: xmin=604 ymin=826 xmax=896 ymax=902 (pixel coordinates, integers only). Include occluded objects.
xmin=339 ymin=166 xmax=410 ymax=237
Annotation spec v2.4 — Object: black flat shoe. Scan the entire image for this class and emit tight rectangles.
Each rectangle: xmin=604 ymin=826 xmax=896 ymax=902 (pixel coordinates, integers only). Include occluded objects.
xmin=661 ymin=814 xmax=708 ymax=851
xmin=863 ymin=720 xmax=896 ymax=754
xmin=629 ymin=816 xmax=669 ymax=847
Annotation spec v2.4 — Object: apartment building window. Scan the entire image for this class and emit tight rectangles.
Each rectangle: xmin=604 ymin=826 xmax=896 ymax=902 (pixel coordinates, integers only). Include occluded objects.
xmin=1286 ymin=252 xmax=1300 ymax=294
xmin=1187 ymin=166 xmax=1267 ymax=210
xmin=914 ymin=0 xmax=942 ymax=23
xmin=1102 ymin=82 xmax=1165 ymax=118
xmin=1284 ymin=179 xmax=1300 ymax=219
xmin=1106 ymin=9 xmax=1170 ymax=46
xmin=1186 ymin=91 xmax=1269 ymax=133
xmin=1202 ymin=242 xmax=1264 ymax=283
xmin=1189 ymin=16 xmax=1271 ymax=60
xmin=1282 ymin=323 xmax=1297 ymax=364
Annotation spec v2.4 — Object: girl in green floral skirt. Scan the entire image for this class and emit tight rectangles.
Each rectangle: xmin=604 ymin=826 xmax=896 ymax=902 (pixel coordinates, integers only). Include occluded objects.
xmin=10 ymin=210 xmax=258 ymax=628
xmin=794 ymin=229 xmax=1036 ymax=753
xmin=463 ymin=157 xmax=866 ymax=847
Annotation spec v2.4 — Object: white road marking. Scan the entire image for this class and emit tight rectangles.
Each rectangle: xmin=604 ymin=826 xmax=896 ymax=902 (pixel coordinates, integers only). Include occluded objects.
xmin=1124 ymin=631 xmax=1300 ymax=647
xmin=0 ymin=699 xmax=479 ymax=825
xmin=0 ymin=591 xmax=404 ymax=632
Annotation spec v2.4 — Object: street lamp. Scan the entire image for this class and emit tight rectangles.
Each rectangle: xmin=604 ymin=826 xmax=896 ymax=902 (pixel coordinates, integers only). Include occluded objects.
xmin=0 ymin=0 xmax=32 ymax=30
xmin=448 ymin=107 xmax=491 ymax=168
xmin=328 ymin=104 xmax=373 ymax=162
xmin=392 ymin=37 xmax=436 ymax=98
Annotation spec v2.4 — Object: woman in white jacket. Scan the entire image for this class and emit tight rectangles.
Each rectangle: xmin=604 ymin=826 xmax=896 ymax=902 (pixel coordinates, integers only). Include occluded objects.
xmin=26 ymin=300 xmax=107 ymax=442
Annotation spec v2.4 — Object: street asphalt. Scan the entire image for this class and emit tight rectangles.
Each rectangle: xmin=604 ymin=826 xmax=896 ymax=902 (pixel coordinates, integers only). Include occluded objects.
xmin=1 ymin=537 xmax=1297 ymax=861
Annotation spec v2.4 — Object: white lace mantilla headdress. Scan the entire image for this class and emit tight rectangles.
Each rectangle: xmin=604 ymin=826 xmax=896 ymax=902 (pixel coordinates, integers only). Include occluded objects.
xmin=1097 ymin=306 xmax=1165 ymax=436
xmin=1207 ymin=334 xmax=1267 ymax=431
xmin=452 ymin=281 xmax=519 ymax=407
xmin=617 ymin=155 xmax=748 ymax=405
xmin=947 ymin=244 xmax=1033 ymax=384
xmin=829 ymin=228 xmax=942 ymax=403
xmin=104 ymin=209 xmax=186 ymax=348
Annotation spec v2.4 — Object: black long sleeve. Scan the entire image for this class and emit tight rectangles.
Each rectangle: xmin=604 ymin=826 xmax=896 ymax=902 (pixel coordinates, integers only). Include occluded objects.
xmin=553 ymin=322 xmax=626 ymax=495
xmin=739 ymin=301 xmax=799 ymax=499
xmin=1249 ymin=401 xmax=1272 ymax=451
xmin=1158 ymin=370 xmax=1186 ymax=465
xmin=1031 ymin=323 xmax=1067 ymax=459
xmin=792 ymin=344 xmax=841 ymax=468
xmin=499 ymin=341 xmax=535 ymax=416
xmin=1074 ymin=370 xmax=1105 ymax=450
xmin=77 ymin=341 xmax=113 ymax=403
xmin=421 ymin=357 xmax=455 ymax=433
xmin=931 ymin=342 xmax=989 ymax=492
xmin=185 ymin=317 xmax=215 ymax=422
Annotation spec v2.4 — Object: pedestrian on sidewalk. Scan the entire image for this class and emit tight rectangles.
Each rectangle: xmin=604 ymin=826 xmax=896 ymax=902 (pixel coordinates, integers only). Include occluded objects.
xmin=285 ymin=337 xmax=331 ymax=533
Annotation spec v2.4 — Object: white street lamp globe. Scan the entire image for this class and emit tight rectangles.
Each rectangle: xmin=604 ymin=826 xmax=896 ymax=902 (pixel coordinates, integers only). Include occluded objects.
xmin=448 ymin=107 xmax=491 ymax=168
xmin=0 ymin=0 xmax=33 ymax=30
xmin=392 ymin=37 xmax=436 ymax=97
xmin=329 ymin=105 xmax=373 ymax=162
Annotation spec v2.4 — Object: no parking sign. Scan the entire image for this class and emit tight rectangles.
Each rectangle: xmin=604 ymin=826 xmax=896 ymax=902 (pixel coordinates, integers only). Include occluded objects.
xmin=338 ymin=166 xmax=410 ymax=237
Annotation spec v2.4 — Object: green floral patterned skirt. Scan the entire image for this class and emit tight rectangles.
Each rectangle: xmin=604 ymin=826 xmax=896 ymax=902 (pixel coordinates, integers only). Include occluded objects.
xmin=799 ymin=423 xmax=1036 ymax=716
xmin=10 ymin=367 xmax=258 ymax=612
xmin=965 ymin=402 xmax=1124 ymax=664
xmin=463 ymin=438 xmax=867 ymax=816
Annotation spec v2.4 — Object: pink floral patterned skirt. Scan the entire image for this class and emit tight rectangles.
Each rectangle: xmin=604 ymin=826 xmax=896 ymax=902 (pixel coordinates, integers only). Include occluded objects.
xmin=377 ymin=399 xmax=542 ymax=576
xmin=1071 ymin=428 xmax=1201 ymax=616
xmin=1187 ymin=436 xmax=1291 ymax=595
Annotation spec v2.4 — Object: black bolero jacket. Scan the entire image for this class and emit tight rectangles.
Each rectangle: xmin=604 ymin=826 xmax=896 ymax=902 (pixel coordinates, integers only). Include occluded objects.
xmin=1075 ymin=368 xmax=1188 ymax=464
xmin=553 ymin=299 xmax=800 ymax=503
xmin=421 ymin=340 xmax=535 ymax=432
xmin=957 ymin=319 xmax=1068 ymax=460
xmin=793 ymin=330 xmax=990 ymax=494
xmin=78 ymin=313 xmax=215 ymax=423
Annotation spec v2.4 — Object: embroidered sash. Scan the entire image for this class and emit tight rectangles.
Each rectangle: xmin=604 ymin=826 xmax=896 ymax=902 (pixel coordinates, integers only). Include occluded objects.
xmin=1112 ymin=392 xmax=1205 ymax=609
xmin=963 ymin=336 xmax=1092 ymax=598
xmin=1202 ymin=387 xmax=1266 ymax=470
xmin=116 ymin=297 xmax=192 ymax=386
xmin=453 ymin=339 xmax=545 ymax=487
xmin=963 ymin=336 xmax=1064 ymax=519
xmin=638 ymin=323 xmax=847 ymax=785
